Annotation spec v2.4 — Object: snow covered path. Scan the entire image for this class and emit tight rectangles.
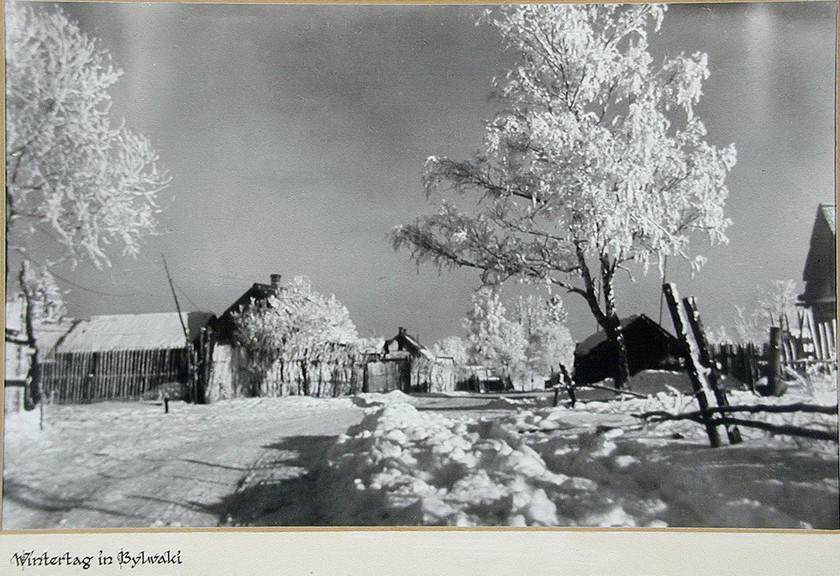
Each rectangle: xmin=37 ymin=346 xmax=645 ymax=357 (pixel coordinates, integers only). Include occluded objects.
xmin=2 ymin=398 xmax=364 ymax=529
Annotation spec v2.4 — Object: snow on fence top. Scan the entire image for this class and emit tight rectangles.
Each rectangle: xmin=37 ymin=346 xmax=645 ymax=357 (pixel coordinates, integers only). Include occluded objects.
xmin=55 ymin=312 xmax=210 ymax=353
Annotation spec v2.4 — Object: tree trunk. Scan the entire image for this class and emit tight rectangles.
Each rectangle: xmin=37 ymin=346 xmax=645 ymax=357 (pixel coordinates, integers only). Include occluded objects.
xmin=603 ymin=313 xmax=631 ymax=390
xmin=574 ymin=244 xmax=631 ymax=389
xmin=601 ymin=265 xmax=630 ymax=389
xmin=19 ymin=261 xmax=42 ymax=408
xmin=300 ymin=360 xmax=309 ymax=396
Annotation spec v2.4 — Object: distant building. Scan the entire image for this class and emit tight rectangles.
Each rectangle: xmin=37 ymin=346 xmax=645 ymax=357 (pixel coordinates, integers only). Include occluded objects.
xmin=799 ymin=204 xmax=836 ymax=325
xmin=573 ymin=314 xmax=682 ymax=385
xmin=364 ymin=327 xmax=455 ymax=393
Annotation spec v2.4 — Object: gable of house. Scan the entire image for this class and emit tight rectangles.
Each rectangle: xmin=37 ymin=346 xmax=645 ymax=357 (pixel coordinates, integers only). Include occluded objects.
xmin=800 ymin=204 xmax=836 ymax=324
xmin=384 ymin=327 xmax=435 ymax=360
xmin=211 ymin=274 xmax=284 ymax=343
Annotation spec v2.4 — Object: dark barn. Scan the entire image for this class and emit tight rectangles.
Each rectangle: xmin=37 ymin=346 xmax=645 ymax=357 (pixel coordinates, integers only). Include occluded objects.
xmin=573 ymin=314 xmax=683 ymax=385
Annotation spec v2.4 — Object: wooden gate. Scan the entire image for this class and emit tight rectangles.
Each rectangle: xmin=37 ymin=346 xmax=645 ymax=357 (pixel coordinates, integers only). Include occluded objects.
xmin=364 ymin=359 xmax=409 ymax=393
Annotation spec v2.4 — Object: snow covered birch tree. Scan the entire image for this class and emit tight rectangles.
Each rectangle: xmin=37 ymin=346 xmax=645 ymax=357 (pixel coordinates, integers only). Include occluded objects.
xmin=5 ymin=3 xmax=170 ymax=402
xmin=513 ymin=295 xmax=575 ymax=382
xmin=464 ymin=289 xmax=527 ymax=388
xmin=393 ymin=4 xmax=736 ymax=388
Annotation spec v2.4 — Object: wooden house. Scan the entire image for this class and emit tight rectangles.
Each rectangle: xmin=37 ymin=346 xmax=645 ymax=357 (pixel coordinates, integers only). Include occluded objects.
xmin=364 ymin=327 xmax=455 ymax=393
xmin=43 ymin=311 xmax=213 ymax=403
xmin=799 ymin=204 xmax=836 ymax=325
xmin=205 ymin=274 xmax=363 ymax=400
xmin=210 ymin=274 xmax=284 ymax=345
xmin=205 ymin=274 xmax=285 ymax=400
xmin=573 ymin=314 xmax=683 ymax=384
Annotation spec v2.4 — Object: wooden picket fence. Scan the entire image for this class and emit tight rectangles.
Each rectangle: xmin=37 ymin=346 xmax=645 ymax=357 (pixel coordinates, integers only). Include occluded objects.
xmin=712 ymin=310 xmax=837 ymax=388
xmin=42 ymin=348 xmax=188 ymax=404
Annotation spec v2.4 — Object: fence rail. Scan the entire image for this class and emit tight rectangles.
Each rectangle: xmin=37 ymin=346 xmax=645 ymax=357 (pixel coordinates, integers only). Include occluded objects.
xmin=659 ymin=284 xmax=836 ymax=447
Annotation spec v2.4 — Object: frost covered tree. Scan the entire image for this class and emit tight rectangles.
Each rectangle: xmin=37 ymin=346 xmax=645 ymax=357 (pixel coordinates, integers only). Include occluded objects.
xmin=19 ymin=262 xmax=67 ymax=325
xmin=431 ymin=336 xmax=470 ymax=380
xmin=715 ymin=280 xmax=801 ymax=344
xmin=393 ymin=4 xmax=736 ymax=388
xmin=233 ymin=276 xmax=358 ymax=395
xmin=464 ymin=289 xmax=527 ymax=387
xmin=512 ymin=295 xmax=575 ymax=382
xmin=5 ymin=3 xmax=170 ymax=403
xmin=755 ymin=280 xmax=800 ymax=329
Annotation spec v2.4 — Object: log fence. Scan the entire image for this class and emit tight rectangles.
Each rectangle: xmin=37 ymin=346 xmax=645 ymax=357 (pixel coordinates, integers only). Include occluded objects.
xmin=649 ymin=284 xmax=837 ymax=447
xmin=712 ymin=310 xmax=836 ymax=389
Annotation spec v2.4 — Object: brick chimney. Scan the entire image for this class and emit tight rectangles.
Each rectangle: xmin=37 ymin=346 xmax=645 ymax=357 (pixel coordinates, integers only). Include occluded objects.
xmin=270 ymin=274 xmax=283 ymax=291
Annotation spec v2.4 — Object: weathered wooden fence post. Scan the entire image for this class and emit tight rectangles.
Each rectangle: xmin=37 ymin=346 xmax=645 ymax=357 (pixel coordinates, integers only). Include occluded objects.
xmin=683 ymin=296 xmax=742 ymax=444
xmin=765 ymin=326 xmax=784 ymax=397
xmin=663 ymin=283 xmax=723 ymax=447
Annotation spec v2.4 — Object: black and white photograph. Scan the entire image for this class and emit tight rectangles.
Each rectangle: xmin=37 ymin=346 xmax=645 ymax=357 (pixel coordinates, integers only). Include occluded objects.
xmin=2 ymin=0 xmax=838 ymax=534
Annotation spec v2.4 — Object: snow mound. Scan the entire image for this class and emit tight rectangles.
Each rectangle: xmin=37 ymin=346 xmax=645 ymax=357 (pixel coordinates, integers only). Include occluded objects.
xmin=353 ymin=390 xmax=419 ymax=407
xmin=318 ymin=403 xmax=645 ymax=527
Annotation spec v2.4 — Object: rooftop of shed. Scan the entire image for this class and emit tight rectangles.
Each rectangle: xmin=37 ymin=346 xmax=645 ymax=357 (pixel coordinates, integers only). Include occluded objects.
xmin=56 ymin=311 xmax=213 ymax=353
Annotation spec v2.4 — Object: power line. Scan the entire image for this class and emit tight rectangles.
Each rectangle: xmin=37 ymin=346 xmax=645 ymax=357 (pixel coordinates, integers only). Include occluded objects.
xmin=174 ymin=280 xmax=202 ymax=312
xmin=10 ymin=257 xmax=149 ymax=298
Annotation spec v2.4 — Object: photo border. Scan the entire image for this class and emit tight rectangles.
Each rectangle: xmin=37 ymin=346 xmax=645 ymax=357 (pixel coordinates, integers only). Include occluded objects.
xmin=1 ymin=0 xmax=838 ymax=574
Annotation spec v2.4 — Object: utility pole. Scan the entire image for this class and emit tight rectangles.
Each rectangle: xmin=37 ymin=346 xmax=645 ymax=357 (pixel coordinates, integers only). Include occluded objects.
xmin=162 ymin=254 xmax=195 ymax=403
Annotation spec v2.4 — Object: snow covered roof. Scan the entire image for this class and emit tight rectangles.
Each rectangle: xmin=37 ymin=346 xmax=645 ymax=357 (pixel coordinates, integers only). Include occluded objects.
xmin=37 ymin=319 xmax=76 ymax=356
xmin=574 ymin=315 xmax=645 ymax=357
xmin=55 ymin=312 xmax=213 ymax=353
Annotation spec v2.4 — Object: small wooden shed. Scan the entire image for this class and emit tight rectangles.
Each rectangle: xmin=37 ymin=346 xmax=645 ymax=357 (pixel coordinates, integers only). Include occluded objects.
xmin=364 ymin=327 xmax=455 ymax=393
xmin=573 ymin=314 xmax=683 ymax=385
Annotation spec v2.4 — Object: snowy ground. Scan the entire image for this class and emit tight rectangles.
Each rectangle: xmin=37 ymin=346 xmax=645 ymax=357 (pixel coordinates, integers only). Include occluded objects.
xmin=2 ymin=397 xmax=364 ymax=528
xmin=3 ymin=372 xmax=838 ymax=529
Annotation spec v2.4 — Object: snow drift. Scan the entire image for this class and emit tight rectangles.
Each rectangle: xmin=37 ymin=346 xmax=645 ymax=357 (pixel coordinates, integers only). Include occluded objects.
xmin=319 ymin=390 xmax=838 ymax=528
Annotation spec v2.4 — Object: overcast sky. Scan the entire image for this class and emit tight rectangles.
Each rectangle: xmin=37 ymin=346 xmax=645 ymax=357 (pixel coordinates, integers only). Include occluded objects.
xmin=13 ymin=1 xmax=837 ymax=345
